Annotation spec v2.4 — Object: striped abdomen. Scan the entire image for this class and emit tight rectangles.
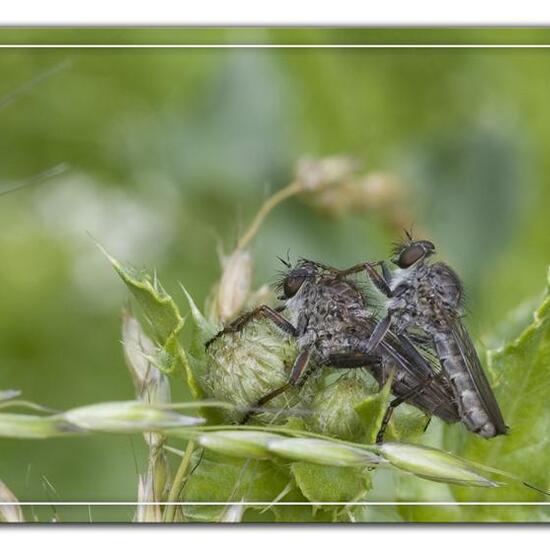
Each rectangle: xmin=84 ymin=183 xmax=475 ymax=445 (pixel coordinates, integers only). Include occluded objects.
xmin=433 ymin=331 xmax=505 ymax=438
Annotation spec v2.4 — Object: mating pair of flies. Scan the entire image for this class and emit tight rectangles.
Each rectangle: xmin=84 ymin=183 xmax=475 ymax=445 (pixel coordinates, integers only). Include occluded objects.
xmin=206 ymin=234 xmax=508 ymax=443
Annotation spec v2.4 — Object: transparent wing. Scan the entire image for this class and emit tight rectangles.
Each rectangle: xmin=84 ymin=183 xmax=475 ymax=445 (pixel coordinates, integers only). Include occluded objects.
xmin=378 ymin=327 xmax=460 ymax=423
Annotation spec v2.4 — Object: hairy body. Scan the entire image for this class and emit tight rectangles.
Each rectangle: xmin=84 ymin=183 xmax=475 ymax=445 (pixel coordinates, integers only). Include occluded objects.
xmin=207 ymin=259 xmax=460 ymax=431
xmin=356 ymin=239 xmax=507 ymax=438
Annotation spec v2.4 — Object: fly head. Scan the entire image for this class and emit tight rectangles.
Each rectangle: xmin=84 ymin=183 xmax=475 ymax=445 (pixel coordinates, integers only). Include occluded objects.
xmin=393 ymin=239 xmax=436 ymax=269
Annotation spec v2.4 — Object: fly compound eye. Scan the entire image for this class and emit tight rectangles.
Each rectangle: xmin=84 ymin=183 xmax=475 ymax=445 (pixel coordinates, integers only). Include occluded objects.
xmin=283 ymin=275 xmax=306 ymax=298
xmin=397 ymin=244 xmax=426 ymax=268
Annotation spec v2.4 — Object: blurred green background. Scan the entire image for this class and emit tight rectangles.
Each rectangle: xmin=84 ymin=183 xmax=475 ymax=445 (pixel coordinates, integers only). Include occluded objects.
xmin=1 ymin=28 xmax=550 ymax=520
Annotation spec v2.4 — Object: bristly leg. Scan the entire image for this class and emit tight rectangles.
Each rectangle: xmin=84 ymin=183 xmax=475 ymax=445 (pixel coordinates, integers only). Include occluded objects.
xmin=376 ymin=376 xmax=434 ymax=444
xmin=362 ymin=315 xmax=392 ymax=356
xmin=205 ymin=305 xmax=298 ymax=348
xmin=363 ymin=262 xmax=393 ymax=298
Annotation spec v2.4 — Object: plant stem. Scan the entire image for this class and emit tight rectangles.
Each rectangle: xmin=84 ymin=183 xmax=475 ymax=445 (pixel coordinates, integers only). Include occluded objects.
xmin=163 ymin=440 xmax=195 ymax=523
xmin=237 ymin=181 xmax=301 ymax=250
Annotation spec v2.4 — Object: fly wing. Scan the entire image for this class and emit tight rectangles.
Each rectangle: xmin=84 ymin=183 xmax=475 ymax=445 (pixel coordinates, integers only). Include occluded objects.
xmin=378 ymin=328 xmax=460 ymax=423
xmin=450 ymin=319 xmax=507 ymax=434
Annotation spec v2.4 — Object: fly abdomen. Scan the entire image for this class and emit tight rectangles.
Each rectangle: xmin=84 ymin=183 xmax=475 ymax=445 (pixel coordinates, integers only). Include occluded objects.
xmin=433 ymin=332 xmax=499 ymax=438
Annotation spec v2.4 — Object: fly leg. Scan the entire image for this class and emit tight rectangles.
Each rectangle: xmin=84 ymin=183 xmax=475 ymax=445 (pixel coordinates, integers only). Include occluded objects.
xmin=376 ymin=377 xmax=434 ymax=444
xmin=356 ymin=262 xmax=396 ymax=355
xmin=240 ymin=347 xmax=314 ymax=424
xmin=205 ymin=305 xmax=297 ymax=348
xmin=362 ymin=315 xmax=393 ymax=355
xmin=381 ymin=261 xmax=393 ymax=287
xmin=363 ymin=261 xmax=393 ymax=298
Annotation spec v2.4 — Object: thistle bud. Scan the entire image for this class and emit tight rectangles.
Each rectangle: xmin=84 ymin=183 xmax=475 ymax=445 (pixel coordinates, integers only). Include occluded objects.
xmin=204 ymin=319 xmax=313 ymax=423
xmin=215 ymin=248 xmax=252 ymax=322
xmin=308 ymin=372 xmax=375 ymax=441
xmin=0 ymin=480 xmax=24 ymax=523
xmin=378 ymin=442 xmax=500 ymax=487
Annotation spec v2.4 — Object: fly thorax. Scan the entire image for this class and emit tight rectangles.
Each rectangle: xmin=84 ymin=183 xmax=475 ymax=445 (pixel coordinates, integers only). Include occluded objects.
xmin=426 ymin=262 xmax=463 ymax=316
xmin=388 ymin=265 xmax=428 ymax=333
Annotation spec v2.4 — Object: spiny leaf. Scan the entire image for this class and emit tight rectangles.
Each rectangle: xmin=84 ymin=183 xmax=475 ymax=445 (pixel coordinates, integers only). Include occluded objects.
xmin=98 ymin=243 xmax=200 ymax=395
xmin=443 ymin=267 xmax=550 ymax=520
xmin=100 ymin=244 xmax=183 ymax=342
xmin=180 ymin=283 xmax=218 ymax=361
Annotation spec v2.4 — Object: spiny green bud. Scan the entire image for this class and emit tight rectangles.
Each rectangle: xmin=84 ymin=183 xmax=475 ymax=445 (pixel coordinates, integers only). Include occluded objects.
xmin=378 ymin=442 xmax=500 ymax=487
xmin=267 ymin=437 xmax=382 ymax=467
xmin=203 ymin=320 xmax=314 ymax=423
xmin=309 ymin=372 xmax=375 ymax=441
xmin=196 ymin=430 xmax=279 ymax=460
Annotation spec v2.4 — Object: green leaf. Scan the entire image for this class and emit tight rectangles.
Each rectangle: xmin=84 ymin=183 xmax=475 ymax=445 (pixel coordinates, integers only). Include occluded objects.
xmin=291 ymin=462 xmax=372 ymax=505
xmin=270 ymin=485 xmax=334 ymax=523
xmin=386 ymin=404 xmax=430 ymax=443
xmin=181 ymin=449 xmax=292 ymax=522
xmin=99 ymin=244 xmax=200 ymax=395
xmin=444 ymin=267 xmax=550 ymax=521
xmin=180 ymin=284 xmax=218 ymax=361
xmin=102 ymin=246 xmax=183 ymax=342
xmin=354 ymin=375 xmax=393 ymax=444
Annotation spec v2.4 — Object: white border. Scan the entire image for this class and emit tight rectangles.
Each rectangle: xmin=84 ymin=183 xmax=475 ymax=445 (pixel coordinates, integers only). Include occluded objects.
xmin=1 ymin=36 xmax=547 ymax=511
xmin=1 ymin=44 xmax=550 ymax=49
xmin=3 ymin=0 xmax=550 ymax=25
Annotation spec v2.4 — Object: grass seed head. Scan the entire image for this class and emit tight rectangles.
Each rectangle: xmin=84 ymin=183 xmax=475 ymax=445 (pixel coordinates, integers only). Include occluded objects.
xmin=197 ymin=430 xmax=279 ymax=460
xmin=64 ymin=401 xmax=204 ymax=433
xmin=267 ymin=437 xmax=382 ymax=467
xmin=378 ymin=442 xmax=501 ymax=487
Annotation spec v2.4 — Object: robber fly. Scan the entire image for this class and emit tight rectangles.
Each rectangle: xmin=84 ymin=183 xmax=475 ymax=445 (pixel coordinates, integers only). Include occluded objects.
xmin=206 ymin=258 xmax=460 ymax=439
xmin=345 ymin=232 xmax=507 ymax=438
